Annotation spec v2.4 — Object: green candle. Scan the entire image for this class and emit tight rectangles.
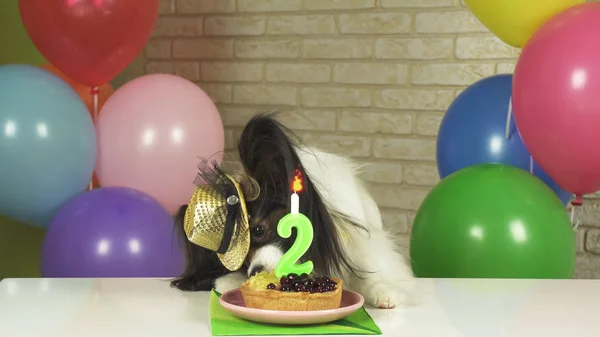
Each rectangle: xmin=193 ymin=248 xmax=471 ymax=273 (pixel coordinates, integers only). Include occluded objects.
xmin=274 ymin=211 xmax=314 ymax=278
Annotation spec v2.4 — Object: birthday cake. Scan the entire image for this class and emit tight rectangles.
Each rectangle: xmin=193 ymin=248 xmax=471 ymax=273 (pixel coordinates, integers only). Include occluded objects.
xmin=239 ymin=169 xmax=343 ymax=311
xmin=240 ymin=270 xmax=343 ymax=311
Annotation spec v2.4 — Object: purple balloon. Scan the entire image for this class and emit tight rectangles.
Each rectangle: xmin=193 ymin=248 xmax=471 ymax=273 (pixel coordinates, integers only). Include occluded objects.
xmin=41 ymin=187 xmax=185 ymax=277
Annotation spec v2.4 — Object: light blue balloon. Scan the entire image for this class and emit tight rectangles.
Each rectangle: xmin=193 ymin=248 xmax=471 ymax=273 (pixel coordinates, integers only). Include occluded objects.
xmin=0 ymin=64 xmax=96 ymax=228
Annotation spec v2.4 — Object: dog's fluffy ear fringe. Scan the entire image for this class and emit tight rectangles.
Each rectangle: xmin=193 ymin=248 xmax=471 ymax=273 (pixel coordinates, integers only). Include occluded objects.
xmin=170 ymin=204 xmax=229 ymax=291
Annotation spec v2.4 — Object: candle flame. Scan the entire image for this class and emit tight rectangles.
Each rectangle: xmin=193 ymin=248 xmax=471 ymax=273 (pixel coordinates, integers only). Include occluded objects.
xmin=292 ymin=168 xmax=303 ymax=193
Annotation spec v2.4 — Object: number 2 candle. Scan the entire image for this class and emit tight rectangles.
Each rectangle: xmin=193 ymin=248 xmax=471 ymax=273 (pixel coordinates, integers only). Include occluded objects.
xmin=274 ymin=169 xmax=314 ymax=278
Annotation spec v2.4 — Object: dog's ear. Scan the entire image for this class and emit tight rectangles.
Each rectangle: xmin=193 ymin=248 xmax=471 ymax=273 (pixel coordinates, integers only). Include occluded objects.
xmin=237 ymin=112 xmax=363 ymax=278
xmin=237 ymin=112 xmax=306 ymax=208
xmin=170 ymin=205 xmax=229 ymax=291
xmin=238 ymin=112 xmax=295 ymax=195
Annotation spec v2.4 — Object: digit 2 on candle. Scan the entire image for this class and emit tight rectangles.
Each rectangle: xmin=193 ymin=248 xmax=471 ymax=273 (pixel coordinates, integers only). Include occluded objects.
xmin=274 ymin=169 xmax=315 ymax=278
xmin=275 ymin=213 xmax=314 ymax=278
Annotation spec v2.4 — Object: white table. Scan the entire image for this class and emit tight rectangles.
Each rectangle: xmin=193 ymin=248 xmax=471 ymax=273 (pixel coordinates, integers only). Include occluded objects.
xmin=0 ymin=277 xmax=597 ymax=337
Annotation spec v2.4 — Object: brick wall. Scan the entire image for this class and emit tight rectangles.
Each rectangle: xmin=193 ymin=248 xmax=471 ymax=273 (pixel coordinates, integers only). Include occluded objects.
xmin=141 ymin=0 xmax=600 ymax=278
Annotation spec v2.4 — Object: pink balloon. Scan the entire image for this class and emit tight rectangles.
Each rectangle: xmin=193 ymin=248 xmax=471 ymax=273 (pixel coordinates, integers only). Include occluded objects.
xmin=95 ymin=74 xmax=224 ymax=213
xmin=513 ymin=3 xmax=600 ymax=197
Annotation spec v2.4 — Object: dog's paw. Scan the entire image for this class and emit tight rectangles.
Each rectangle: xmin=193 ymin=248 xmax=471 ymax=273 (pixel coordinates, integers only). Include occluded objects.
xmin=214 ymin=272 xmax=246 ymax=293
xmin=365 ymin=283 xmax=406 ymax=309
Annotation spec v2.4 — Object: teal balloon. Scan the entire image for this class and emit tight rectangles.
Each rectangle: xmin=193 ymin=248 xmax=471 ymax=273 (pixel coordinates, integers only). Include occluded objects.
xmin=410 ymin=163 xmax=575 ymax=279
xmin=0 ymin=64 xmax=96 ymax=228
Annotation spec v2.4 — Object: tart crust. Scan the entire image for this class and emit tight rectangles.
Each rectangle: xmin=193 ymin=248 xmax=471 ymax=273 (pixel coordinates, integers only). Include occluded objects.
xmin=240 ymin=277 xmax=343 ymax=311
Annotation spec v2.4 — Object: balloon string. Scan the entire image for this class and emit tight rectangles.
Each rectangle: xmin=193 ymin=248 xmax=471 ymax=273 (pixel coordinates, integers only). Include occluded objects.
xmin=529 ymin=156 xmax=533 ymax=174
xmin=570 ymin=206 xmax=581 ymax=230
xmin=505 ymin=96 xmax=513 ymax=140
xmin=570 ymin=194 xmax=583 ymax=230
xmin=88 ymin=86 xmax=100 ymax=191
xmin=92 ymin=86 xmax=99 ymax=122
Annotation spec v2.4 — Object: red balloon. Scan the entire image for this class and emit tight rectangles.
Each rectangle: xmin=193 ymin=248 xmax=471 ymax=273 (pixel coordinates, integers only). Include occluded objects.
xmin=19 ymin=0 xmax=158 ymax=87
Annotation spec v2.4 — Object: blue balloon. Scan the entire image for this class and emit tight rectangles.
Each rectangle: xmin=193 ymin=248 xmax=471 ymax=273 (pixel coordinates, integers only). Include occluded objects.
xmin=437 ymin=74 xmax=572 ymax=206
xmin=0 ymin=64 xmax=96 ymax=227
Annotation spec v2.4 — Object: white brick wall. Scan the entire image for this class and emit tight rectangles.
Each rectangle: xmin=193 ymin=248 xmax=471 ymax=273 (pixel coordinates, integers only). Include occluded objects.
xmin=138 ymin=0 xmax=600 ymax=277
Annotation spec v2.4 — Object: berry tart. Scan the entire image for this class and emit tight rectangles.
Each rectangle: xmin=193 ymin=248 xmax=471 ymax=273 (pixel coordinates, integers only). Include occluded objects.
xmin=240 ymin=271 xmax=343 ymax=311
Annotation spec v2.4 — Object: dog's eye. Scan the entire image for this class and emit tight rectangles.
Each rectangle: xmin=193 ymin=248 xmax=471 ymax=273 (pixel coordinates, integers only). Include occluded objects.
xmin=252 ymin=225 xmax=265 ymax=238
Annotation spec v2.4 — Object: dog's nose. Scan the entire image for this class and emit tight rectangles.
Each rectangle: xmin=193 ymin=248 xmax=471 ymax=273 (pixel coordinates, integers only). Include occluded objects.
xmin=248 ymin=265 xmax=266 ymax=277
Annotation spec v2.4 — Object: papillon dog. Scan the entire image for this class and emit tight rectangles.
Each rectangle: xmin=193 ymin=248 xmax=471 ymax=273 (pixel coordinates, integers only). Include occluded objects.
xmin=171 ymin=112 xmax=414 ymax=309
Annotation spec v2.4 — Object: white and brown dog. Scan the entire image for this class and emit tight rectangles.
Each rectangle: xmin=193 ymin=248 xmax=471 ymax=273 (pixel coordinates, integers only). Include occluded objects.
xmin=171 ymin=113 xmax=414 ymax=309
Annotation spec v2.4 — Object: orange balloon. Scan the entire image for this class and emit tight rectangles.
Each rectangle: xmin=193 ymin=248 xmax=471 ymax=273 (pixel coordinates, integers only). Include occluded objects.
xmin=91 ymin=173 xmax=100 ymax=190
xmin=41 ymin=63 xmax=114 ymax=119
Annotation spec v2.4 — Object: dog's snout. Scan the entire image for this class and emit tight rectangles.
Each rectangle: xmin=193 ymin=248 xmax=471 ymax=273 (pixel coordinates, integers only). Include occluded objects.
xmin=248 ymin=265 xmax=266 ymax=277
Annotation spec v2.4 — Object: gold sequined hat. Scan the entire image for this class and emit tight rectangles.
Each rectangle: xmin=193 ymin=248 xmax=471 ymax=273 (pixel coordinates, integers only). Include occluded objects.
xmin=183 ymin=164 xmax=250 ymax=271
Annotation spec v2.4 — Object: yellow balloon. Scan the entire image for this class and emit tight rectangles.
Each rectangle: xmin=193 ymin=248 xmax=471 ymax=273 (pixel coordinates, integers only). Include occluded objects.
xmin=464 ymin=0 xmax=585 ymax=48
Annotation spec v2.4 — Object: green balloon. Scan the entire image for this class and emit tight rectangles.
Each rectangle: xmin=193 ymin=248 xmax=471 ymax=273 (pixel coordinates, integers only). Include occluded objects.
xmin=410 ymin=163 xmax=575 ymax=279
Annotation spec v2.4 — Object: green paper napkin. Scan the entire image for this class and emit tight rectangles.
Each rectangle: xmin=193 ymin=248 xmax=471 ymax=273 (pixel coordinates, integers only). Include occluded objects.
xmin=210 ymin=290 xmax=382 ymax=336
